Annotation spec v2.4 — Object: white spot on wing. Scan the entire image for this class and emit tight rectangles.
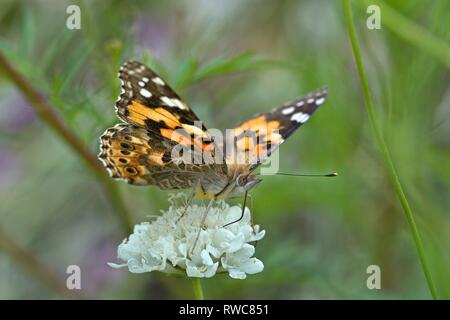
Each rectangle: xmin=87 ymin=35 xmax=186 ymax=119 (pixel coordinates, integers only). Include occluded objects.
xmin=172 ymin=99 xmax=188 ymax=110
xmin=161 ymin=96 xmax=174 ymax=106
xmin=296 ymin=101 xmax=304 ymax=107
xmin=142 ymin=77 xmax=149 ymax=83
xmin=307 ymin=98 xmax=314 ymax=103
xmin=315 ymin=97 xmax=325 ymax=105
xmin=140 ymin=88 xmax=152 ymax=98
xmin=282 ymin=106 xmax=295 ymax=115
xmin=161 ymin=96 xmax=188 ymax=110
xmin=152 ymin=77 xmax=165 ymax=85
xmin=138 ymin=81 xmax=145 ymax=87
xmin=291 ymin=112 xmax=310 ymax=123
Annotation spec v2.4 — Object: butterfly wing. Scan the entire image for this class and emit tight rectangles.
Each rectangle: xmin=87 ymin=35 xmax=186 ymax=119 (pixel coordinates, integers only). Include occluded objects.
xmin=116 ymin=60 xmax=203 ymax=128
xmin=115 ymin=61 xmax=224 ymax=160
xmin=99 ymin=123 xmax=173 ymax=186
xmin=99 ymin=61 xmax=228 ymax=194
xmin=99 ymin=123 xmax=228 ymax=190
xmin=227 ymin=88 xmax=328 ymax=170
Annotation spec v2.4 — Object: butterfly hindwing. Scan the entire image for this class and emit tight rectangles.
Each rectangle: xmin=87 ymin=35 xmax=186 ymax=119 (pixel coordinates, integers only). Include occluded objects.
xmin=99 ymin=123 xmax=229 ymax=193
xmin=99 ymin=123 xmax=170 ymax=185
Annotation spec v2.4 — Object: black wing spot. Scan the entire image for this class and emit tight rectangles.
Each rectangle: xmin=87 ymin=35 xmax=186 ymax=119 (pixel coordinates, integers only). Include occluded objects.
xmin=125 ymin=167 xmax=137 ymax=175
xmin=120 ymin=142 xmax=133 ymax=149
xmin=162 ymin=153 xmax=172 ymax=163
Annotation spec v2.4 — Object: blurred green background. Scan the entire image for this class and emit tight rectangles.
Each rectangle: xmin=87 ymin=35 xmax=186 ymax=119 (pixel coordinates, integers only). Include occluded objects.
xmin=0 ymin=0 xmax=449 ymax=299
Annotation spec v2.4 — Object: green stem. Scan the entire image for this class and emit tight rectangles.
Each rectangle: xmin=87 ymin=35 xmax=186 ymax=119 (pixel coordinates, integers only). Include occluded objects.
xmin=191 ymin=278 xmax=205 ymax=300
xmin=0 ymin=52 xmax=133 ymax=234
xmin=342 ymin=0 xmax=438 ymax=300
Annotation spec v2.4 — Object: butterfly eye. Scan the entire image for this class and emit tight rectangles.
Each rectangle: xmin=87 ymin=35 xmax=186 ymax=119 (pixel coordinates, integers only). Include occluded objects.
xmin=237 ymin=174 xmax=247 ymax=187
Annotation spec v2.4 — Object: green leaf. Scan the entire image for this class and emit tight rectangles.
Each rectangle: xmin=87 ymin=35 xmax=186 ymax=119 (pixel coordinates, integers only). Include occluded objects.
xmin=20 ymin=6 xmax=35 ymax=59
xmin=356 ymin=0 xmax=450 ymax=70
xmin=40 ymin=31 xmax=75 ymax=72
xmin=191 ymin=52 xmax=290 ymax=85
xmin=173 ymin=58 xmax=199 ymax=90
xmin=57 ymin=46 xmax=91 ymax=95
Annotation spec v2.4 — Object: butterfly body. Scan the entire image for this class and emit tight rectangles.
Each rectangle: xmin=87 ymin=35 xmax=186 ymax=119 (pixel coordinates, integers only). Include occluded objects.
xmin=99 ymin=61 xmax=327 ymax=200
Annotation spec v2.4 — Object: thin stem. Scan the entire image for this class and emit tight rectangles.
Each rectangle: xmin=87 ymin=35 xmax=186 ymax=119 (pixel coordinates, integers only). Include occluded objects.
xmin=342 ymin=0 xmax=438 ymax=299
xmin=0 ymin=227 xmax=86 ymax=299
xmin=0 ymin=52 xmax=133 ymax=234
xmin=191 ymin=278 xmax=205 ymax=300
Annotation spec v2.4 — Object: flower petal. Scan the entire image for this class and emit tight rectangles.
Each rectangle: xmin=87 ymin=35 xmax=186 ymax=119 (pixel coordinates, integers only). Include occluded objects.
xmin=108 ymin=195 xmax=265 ymax=280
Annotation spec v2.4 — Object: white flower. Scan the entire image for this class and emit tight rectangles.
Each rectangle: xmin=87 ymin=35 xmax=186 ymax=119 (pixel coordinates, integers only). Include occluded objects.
xmin=108 ymin=194 xmax=265 ymax=279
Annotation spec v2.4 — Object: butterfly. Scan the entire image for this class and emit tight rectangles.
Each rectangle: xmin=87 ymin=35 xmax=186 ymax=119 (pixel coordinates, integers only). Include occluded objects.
xmin=99 ymin=60 xmax=327 ymax=205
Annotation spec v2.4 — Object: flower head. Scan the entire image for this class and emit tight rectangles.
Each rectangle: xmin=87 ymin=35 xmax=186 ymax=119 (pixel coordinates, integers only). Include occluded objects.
xmin=109 ymin=194 xmax=265 ymax=279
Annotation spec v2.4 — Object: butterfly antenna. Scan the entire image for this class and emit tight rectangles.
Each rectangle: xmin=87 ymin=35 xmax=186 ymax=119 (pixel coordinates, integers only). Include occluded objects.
xmin=258 ymin=172 xmax=338 ymax=177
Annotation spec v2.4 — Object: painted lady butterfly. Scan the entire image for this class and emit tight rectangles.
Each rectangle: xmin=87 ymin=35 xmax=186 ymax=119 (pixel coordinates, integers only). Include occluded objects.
xmin=99 ymin=60 xmax=327 ymax=202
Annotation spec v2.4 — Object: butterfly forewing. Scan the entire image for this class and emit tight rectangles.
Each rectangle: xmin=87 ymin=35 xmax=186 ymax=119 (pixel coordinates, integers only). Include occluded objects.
xmin=227 ymin=88 xmax=327 ymax=170
xmin=116 ymin=60 xmax=206 ymax=129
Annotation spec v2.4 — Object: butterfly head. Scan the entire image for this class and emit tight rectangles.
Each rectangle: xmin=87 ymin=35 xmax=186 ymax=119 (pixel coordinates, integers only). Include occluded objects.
xmin=235 ymin=172 xmax=261 ymax=192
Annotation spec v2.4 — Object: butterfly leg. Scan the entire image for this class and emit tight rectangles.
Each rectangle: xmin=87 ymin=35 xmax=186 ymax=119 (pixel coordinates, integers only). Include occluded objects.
xmin=190 ymin=199 xmax=214 ymax=255
xmin=176 ymin=192 xmax=195 ymax=223
xmin=223 ymin=190 xmax=249 ymax=228
xmin=176 ymin=180 xmax=200 ymax=223
xmin=247 ymin=193 xmax=255 ymax=229
xmin=224 ymin=193 xmax=255 ymax=228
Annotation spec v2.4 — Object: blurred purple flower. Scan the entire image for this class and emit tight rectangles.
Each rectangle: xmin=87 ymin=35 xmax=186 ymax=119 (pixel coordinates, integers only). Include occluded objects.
xmin=134 ymin=14 xmax=172 ymax=58
xmin=0 ymin=91 xmax=33 ymax=189
xmin=0 ymin=91 xmax=36 ymax=133
xmin=0 ymin=149 xmax=21 ymax=190
xmin=79 ymin=239 xmax=124 ymax=294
